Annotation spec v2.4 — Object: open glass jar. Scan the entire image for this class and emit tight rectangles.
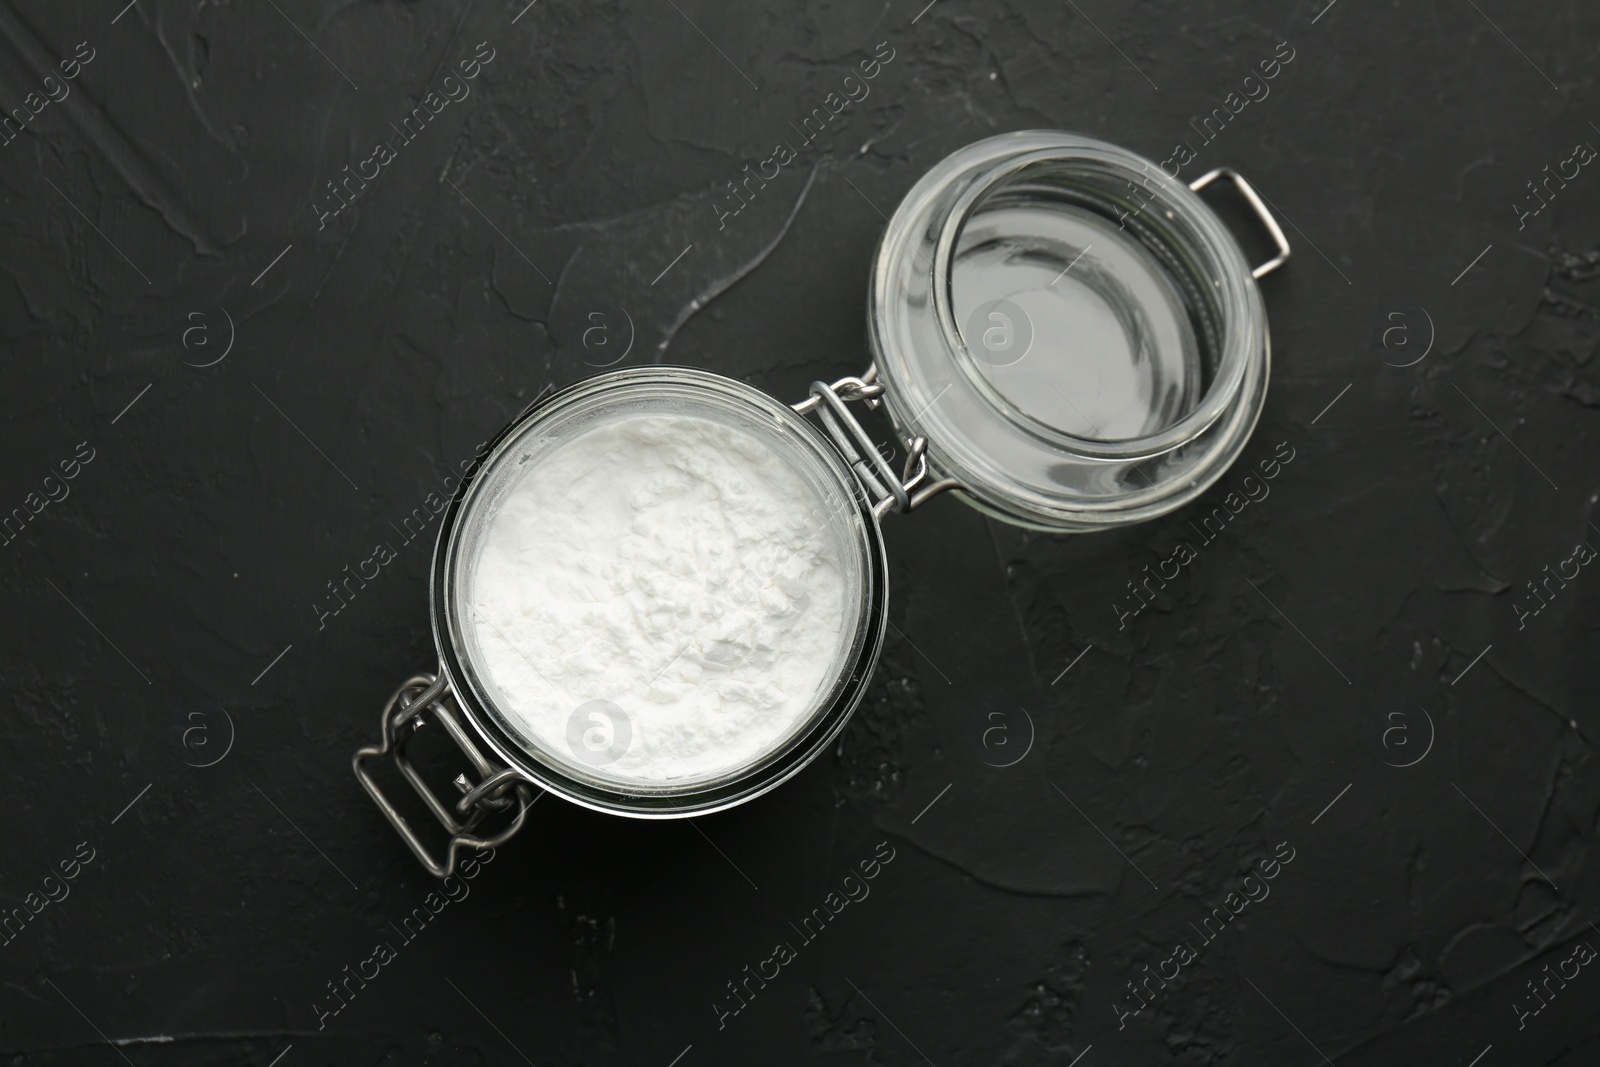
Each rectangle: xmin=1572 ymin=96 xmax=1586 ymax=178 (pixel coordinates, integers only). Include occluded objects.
xmin=354 ymin=130 xmax=1289 ymax=876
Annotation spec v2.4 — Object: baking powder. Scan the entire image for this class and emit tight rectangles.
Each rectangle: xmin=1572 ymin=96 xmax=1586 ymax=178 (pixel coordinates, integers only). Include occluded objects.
xmin=468 ymin=413 xmax=853 ymax=783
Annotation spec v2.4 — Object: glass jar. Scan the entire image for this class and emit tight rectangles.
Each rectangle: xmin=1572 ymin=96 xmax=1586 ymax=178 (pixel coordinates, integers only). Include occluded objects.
xmin=354 ymin=130 xmax=1289 ymax=876
xmin=870 ymin=129 xmax=1288 ymax=530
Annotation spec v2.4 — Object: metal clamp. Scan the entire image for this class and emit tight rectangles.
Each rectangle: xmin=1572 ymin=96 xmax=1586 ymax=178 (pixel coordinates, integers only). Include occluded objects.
xmin=353 ymin=671 xmax=537 ymax=878
xmin=1189 ymin=168 xmax=1291 ymax=280
xmin=793 ymin=369 xmax=956 ymax=518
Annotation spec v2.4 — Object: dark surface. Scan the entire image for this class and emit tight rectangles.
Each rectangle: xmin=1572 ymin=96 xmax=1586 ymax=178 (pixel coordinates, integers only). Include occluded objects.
xmin=2 ymin=1 xmax=1597 ymax=1065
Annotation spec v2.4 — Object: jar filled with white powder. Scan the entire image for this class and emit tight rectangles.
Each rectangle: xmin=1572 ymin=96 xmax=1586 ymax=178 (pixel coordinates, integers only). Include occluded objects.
xmin=447 ymin=371 xmax=881 ymax=800
xmin=355 ymin=131 xmax=1289 ymax=877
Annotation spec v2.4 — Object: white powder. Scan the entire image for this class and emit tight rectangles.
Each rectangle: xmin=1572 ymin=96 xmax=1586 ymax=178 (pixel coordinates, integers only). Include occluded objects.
xmin=466 ymin=413 xmax=854 ymax=784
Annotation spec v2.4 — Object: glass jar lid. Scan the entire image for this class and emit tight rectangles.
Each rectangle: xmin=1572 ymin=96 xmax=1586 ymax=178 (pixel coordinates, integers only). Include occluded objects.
xmin=868 ymin=130 xmax=1281 ymax=532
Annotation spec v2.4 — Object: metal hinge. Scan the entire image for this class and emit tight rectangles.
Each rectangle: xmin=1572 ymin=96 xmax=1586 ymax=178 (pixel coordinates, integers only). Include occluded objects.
xmin=793 ymin=368 xmax=957 ymax=518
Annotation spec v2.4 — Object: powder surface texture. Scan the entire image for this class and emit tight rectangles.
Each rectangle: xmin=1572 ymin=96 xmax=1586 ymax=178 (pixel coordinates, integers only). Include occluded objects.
xmin=468 ymin=413 xmax=853 ymax=784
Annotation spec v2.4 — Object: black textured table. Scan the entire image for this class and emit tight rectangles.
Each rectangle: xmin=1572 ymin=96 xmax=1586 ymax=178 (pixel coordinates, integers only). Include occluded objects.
xmin=3 ymin=1 xmax=1597 ymax=1065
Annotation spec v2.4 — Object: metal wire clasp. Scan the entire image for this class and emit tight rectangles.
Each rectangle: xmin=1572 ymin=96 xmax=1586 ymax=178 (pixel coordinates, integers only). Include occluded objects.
xmin=352 ymin=671 xmax=536 ymax=878
xmin=793 ymin=368 xmax=956 ymax=518
xmin=1189 ymin=168 xmax=1291 ymax=280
